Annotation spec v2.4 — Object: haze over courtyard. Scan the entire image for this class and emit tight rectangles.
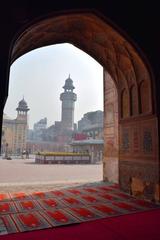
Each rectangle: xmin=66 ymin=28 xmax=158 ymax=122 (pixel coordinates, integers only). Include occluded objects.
xmin=4 ymin=43 xmax=103 ymax=129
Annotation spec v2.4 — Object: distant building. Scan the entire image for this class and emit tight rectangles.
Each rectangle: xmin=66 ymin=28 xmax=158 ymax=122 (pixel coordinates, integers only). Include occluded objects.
xmin=33 ymin=118 xmax=47 ymax=141
xmin=27 ymin=75 xmax=77 ymax=152
xmin=71 ymin=110 xmax=104 ymax=162
xmin=27 ymin=77 xmax=104 ymax=155
xmin=78 ymin=110 xmax=103 ymax=139
xmin=2 ymin=98 xmax=29 ymax=155
xmin=70 ymin=139 xmax=104 ymax=163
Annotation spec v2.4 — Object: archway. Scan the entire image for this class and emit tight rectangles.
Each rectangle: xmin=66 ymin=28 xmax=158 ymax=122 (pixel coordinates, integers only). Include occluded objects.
xmin=9 ymin=11 xmax=159 ymax=201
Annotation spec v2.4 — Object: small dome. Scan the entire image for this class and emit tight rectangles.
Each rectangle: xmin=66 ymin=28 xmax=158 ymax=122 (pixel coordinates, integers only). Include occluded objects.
xmin=63 ymin=74 xmax=75 ymax=90
xmin=19 ymin=99 xmax=27 ymax=107
xmin=16 ymin=97 xmax=29 ymax=111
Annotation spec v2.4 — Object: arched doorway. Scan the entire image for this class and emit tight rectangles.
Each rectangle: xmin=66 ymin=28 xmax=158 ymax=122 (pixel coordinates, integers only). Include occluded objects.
xmin=9 ymin=11 xmax=159 ymax=201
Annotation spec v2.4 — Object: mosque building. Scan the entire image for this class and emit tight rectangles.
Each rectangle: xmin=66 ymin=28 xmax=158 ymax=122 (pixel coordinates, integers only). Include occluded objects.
xmin=1 ymin=98 xmax=29 ymax=155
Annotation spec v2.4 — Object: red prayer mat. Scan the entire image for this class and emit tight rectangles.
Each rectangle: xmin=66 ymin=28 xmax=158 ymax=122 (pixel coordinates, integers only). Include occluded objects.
xmin=15 ymin=200 xmax=43 ymax=212
xmin=38 ymin=198 xmax=65 ymax=209
xmin=11 ymin=212 xmax=51 ymax=232
xmin=0 ymin=194 xmax=11 ymax=202
xmin=112 ymin=192 xmax=133 ymax=199
xmin=0 ymin=182 xmax=160 ymax=236
xmin=40 ymin=209 xmax=80 ymax=226
xmin=60 ymin=197 xmax=83 ymax=207
xmin=97 ymin=186 xmax=114 ymax=192
xmin=80 ymin=195 xmax=100 ymax=204
xmin=50 ymin=190 xmax=66 ymax=197
xmin=98 ymin=193 xmax=120 ymax=201
xmin=130 ymin=199 xmax=158 ymax=208
xmin=0 ymin=202 xmax=17 ymax=215
xmin=10 ymin=193 xmax=31 ymax=201
xmin=82 ymin=188 xmax=99 ymax=193
xmin=66 ymin=189 xmax=83 ymax=195
xmin=91 ymin=204 xmax=120 ymax=216
xmin=68 ymin=206 xmax=103 ymax=221
xmin=111 ymin=201 xmax=138 ymax=211
xmin=31 ymin=192 xmax=51 ymax=199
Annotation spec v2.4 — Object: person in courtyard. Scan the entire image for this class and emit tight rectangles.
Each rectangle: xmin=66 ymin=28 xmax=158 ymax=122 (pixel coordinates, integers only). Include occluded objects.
xmin=26 ymin=150 xmax=29 ymax=159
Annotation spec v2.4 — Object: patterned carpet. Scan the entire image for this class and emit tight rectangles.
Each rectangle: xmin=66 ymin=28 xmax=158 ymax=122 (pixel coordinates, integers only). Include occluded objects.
xmin=0 ymin=182 xmax=159 ymax=236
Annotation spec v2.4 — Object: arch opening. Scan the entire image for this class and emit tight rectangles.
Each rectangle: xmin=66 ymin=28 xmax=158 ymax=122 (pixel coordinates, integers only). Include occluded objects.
xmin=5 ymin=11 xmax=159 ymax=201
xmin=2 ymin=42 xmax=105 ymax=185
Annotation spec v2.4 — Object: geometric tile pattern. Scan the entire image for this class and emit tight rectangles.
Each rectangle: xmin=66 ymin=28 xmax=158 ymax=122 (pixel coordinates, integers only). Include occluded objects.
xmin=0 ymin=182 xmax=160 ymax=236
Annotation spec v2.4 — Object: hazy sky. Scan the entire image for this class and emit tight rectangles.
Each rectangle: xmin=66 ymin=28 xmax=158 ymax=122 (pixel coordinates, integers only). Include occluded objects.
xmin=4 ymin=43 xmax=103 ymax=129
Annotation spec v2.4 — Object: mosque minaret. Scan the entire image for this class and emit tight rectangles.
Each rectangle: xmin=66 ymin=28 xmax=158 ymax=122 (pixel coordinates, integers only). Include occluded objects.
xmin=60 ymin=74 xmax=77 ymax=131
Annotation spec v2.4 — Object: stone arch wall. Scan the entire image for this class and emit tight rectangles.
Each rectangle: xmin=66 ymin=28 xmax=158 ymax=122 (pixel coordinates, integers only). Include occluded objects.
xmin=121 ymin=88 xmax=129 ymax=118
xmin=103 ymin=70 xmax=119 ymax=183
xmin=9 ymin=11 xmax=159 ymax=200
xmin=130 ymin=85 xmax=138 ymax=116
xmin=139 ymin=80 xmax=150 ymax=114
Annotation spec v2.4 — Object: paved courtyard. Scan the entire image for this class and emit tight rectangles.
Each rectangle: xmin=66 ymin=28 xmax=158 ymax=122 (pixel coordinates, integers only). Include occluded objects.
xmin=0 ymin=157 xmax=103 ymax=192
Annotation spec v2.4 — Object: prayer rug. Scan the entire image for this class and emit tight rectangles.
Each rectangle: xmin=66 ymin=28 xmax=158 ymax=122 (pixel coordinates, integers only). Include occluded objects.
xmin=65 ymin=189 xmax=84 ymax=196
xmin=9 ymin=193 xmax=31 ymax=201
xmin=38 ymin=198 xmax=66 ymax=210
xmin=0 ymin=202 xmax=17 ymax=215
xmin=50 ymin=190 xmax=66 ymax=198
xmin=96 ymin=193 xmax=120 ymax=201
xmin=31 ymin=191 xmax=51 ymax=200
xmin=59 ymin=197 xmax=84 ymax=207
xmin=89 ymin=203 xmax=121 ymax=217
xmin=0 ymin=182 xmax=160 ymax=236
xmin=40 ymin=209 xmax=80 ymax=226
xmin=15 ymin=200 xmax=43 ymax=212
xmin=0 ymin=215 xmax=19 ymax=234
xmin=11 ymin=212 xmax=51 ymax=232
xmin=67 ymin=206 xmax=103 ymax=221
xmin=0 ymin=194 xmax=11 ymax=202
xmin=78 ymin=195 xmax=102 ymax=204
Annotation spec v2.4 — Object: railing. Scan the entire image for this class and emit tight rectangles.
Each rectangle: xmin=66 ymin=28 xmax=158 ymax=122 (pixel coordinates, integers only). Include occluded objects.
xmin=35 ymin=153 xmax=91 ymax=164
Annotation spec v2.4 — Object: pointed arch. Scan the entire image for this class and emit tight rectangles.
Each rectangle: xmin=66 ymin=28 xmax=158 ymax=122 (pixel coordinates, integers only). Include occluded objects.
xmin=139 ymin=80 xmax=150 ymax=113
xmin=130 ymin=85 xmax=138 ymax=116
xmin=5 ymin=10 xmax=158 ymax=201
xmin=121 ymin=88 xmax=129 ymax=118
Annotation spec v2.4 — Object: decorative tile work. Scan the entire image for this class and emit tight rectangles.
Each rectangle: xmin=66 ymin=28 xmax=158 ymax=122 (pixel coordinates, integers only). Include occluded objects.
xmin=133 ymin=128 xmax=140 ymax=153
xmin=122 ymin=129 xmax=130 ymax=152
xmin=119 ymin=161 xmax=159 ymax=183
xmin=143 ymin=129 xmax=152 ymax=153
xmin=119 ymin=160 xmax=159 ymax=199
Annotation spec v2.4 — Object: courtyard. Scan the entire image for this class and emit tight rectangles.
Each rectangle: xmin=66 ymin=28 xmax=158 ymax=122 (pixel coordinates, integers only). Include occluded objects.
xmin=0 ymin=157 xmax=103 ymax=192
